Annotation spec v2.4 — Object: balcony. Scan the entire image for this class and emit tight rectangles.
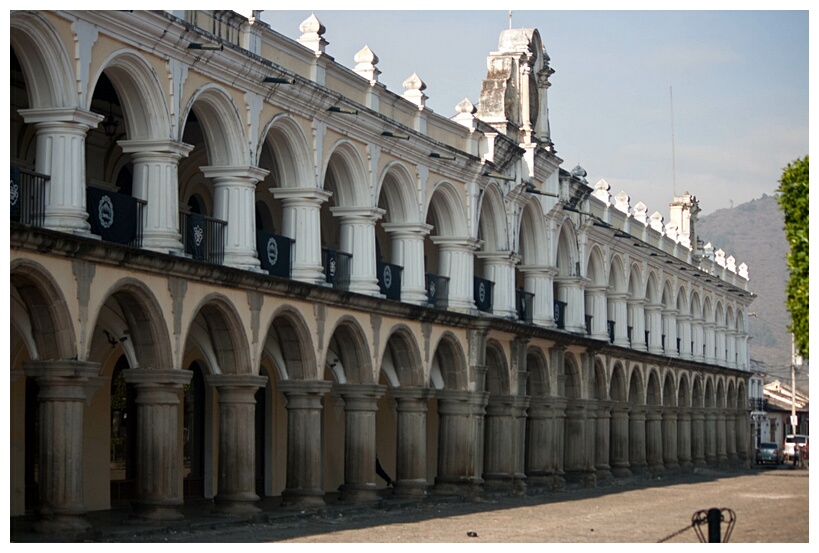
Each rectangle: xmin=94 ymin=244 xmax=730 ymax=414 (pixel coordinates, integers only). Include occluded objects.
xmin=473 ymin=276 xmax=494 ymax=313
xmin=86 ymin=186 xmax=146 ymax=248
xmin=516 ymin=289 xmax=534 ymax=324
xmin=322 ymin=248 xmax=352 ymax=290
xmin=607 ymin=320 xmax=615 ymax=343
xmin=10 ymin=166 xmax=47 ymax=227
xmin=180 ymin=210 xmax=226 ymax=265
xmin=377 ymin=261 xmax=403 ymax=301
xmin=425 ymin=273 xmax=449 ymax=308
xmin=256 ymin=231 xmax=293 ymax=278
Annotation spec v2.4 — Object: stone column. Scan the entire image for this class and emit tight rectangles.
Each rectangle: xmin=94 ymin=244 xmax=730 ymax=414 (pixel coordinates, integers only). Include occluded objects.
xmin=518 ymin=265 xmax=557 ymax=327
xmin=434 ymin=389 xmax=488 ymax=497
xmin=119 ymin=139 xmax=193 ymax=254
xmin=662 ymin=407 xmax=680 ymax=473
xmin=430 ymin=236 xmax=480 ymax=312
xmin=207 ymin=374 xmax=267 ymax=515
xmin=595 ymin=400 xmax=613 ymax=480
xmin=628 ymin=405 xmax=648 ymax=475
xmin=122 ymin=368 xmax=192 ymax=521
xmin=391 ymin=387 xmax=434 ymax=498
xmin=645 ymin=406 xmax=664 ymax=474
xmin=677 ymin=314 xmax=692 ymax=360
xmin=563 ymin=399 xmax=588 ymax=484
xmin=551 ymin=397 xmax=567 ymax=490
xmin=271 ymin=188 xmax=332 ymax=285
xmin=735 ymin=408 xmax=750 ymax=467
xmin=645 ymin=304 xmax=664 ymax=355
xmin=19 ymin=107 xmax=103 ymax=234
xmin=662 ymin=308 xmax=679 ymax=357
xmin=726 ymin=407 xmax=738 ymax=466
xmin=554 ymin=276 xmax=586 ymax=333
xmin=524 ymin=397 xmax=553 ymax=488
xmin=336 ymin=383 xmax=386 ymax=505
xmin=703 ymin=323 xmax=716 ymax=364
xmin=690 ymin=409 xmax=707 ymax=468
xmin=331 ymin=207 xmax=385 ymax=296
xmin=704 ymin=408 xmax=718 ymax=466
xmin=628 ymin=299 xmax=646 ymax=351
xmin=610 ymin=402 xmax=632 ymax=477
xmin=279 ymin=380 xmax=333 ymax=508
xmin=726 ymin=331 xmax=737 ymax=368
xmin=715 ymin=325 xmax=727 ymax=365
xmin=24 ymin=360 xmax=100 ymax=533
xmin=587 ymin=285 xmax=609 ymax=340
xmin=716 ymin=408 xmax=729 ymax=466
xmin=677 ymin=407 xmax=693 ymax=473
xmin=202 ymin=165 xmax=269 ymax=271
xmin=692 ymin=319 xmax=705 ymax=362
xmin=609 ymin=293 xmax=630 ymax=347
xmin=382 ymin=223 xmax=433 ymax=305
xmin=476 ymin=252 xmax=518 ymax=318
xmin=483 ymin=395 xmax=529 ymax=495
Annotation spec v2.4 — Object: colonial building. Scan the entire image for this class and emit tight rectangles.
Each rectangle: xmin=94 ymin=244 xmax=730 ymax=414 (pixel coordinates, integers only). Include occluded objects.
xmin=10 ymin=10 xmax=755 ymax=532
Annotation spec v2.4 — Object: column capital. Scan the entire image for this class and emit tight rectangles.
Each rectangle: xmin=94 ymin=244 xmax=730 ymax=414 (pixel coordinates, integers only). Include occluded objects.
xmin=391 ymin=386 xmax=435 ymax=402
xmin=201 ymin=165 xmax=269 ymax=182
xmin=122 ymin=368 xmax=192 ymax=388
xmin=430 ymin=235 xmax=481 ymax=251
xmin=118 ymin=139 xmax=194 ymax=157
xmin=381 ymin=221 xmax=433 ymax=237
xmin=278 ymin=379 xmax=333 ymax=396
xmin=270 ymin=186 xmax=332 ymax=203
xmin=517 ymin=264 xmax=558 ymax=277
xmin=18 ymin=107 xmax=103 ymax=128
xmin=329 ymin=205 xmax=386 ymax=222
xmin=336 ymin=383 xmax=387 ymax=404
xmin=24 ymin=360 xmax=100 ymax=380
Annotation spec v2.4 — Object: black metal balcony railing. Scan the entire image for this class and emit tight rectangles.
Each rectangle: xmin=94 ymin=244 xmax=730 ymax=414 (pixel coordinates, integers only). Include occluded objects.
xmin=516 ymin=289 xmax=534 ymax=324
xmin=473 ymin=276 xmax=494 ymax=313
xmin=425 ymin=273 xmax=449 ymax=308
xmin=749 ymin=397 xmax=766 ymax=412
xmin=627 ymin=326 xmax=633 ymax=345
xmin=322 ymin=248 xmax=352 ymax=290
xmin=645 ymin=330 xmax=650 ymax=346
xmin=607 ymin=320 xmax=615 ymax=343
xmin=585 ymin=314 xmax=592 ymax=335
xmin=10 ymin=166 xmax=47 ymax=227
xmin=554 ymin=300 xmax=567 ymax=330
xmin=661 ymin=334 xmax=666 ymax=350
xmin=86 ymin=186 xmax=146 ymax=248
xmin=180 ymin=210 xmax=226 ymax=265
xmin=677 ymin=337 xmax=681 ymax=354
xmin=377 ymin=261 xmax=403 ymax=301
xmin=256 ymin=231 xmax=293 ymax=278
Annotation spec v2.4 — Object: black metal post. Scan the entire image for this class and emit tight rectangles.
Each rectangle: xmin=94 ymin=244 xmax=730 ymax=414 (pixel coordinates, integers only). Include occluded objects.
xmin=707 ymin=507 xmax=722 ymax=543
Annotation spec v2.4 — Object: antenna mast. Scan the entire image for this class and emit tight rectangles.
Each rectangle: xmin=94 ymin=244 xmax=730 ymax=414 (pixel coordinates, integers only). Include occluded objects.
xmin=509 ymin=10 xmax=513 ymax=29
xmin=670 ymin=85 xmax=677 ymax=197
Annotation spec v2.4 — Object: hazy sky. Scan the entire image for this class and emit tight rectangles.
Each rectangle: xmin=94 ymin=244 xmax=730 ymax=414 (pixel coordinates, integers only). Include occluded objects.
xmin=261 ymin=5 xmax=809 ymax=218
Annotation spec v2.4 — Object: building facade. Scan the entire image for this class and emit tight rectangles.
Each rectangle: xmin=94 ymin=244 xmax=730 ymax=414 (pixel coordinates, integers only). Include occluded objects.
xmin=10 ymin=10 xmax=754 ymax=532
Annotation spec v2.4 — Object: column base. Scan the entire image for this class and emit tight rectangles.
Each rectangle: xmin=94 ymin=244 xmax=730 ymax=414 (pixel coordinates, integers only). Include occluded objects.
xmin=523 ymin=473 xmax=553 ymax=490
xmin=629 ymin=463 xmax=649 ymax=476
xmin=433 ymin=476 xmax=484 ymax=499
xmin=596 ymin=466 xmax=613 ymax=481
xmin=693 ymin=458 xmax=708 ymax=468
xmin=338 ymin=484 xmax=382 ymax=506
xmin=482 ymin=474 xmax=526 ymax=496
xmin=611 ymin=464 xmax=632 ymax=478
xmin=33 ymin=512 xmax=92 ymax=534
xmin=130 ymin=500 xmax=185 ymax=521
xmin=679 ymin=460 xmax=694 ymax=473
xmin=214 ymin=492 xmax=261 ymax=515
xmin=281 ymin=489 xmax=327 ymax=509
xmin=663 ymin=461 xmax=681 ymax=474
xmin=393 ymin=479 xmax=428 ymax=499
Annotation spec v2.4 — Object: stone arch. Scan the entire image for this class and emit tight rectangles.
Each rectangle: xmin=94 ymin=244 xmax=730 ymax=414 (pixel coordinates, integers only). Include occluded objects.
xmin=627 ymin=262 xmax=644 ymax=299
xmin=322 ymin=140 xmax=370 ymax=208
xmin=379 ymin=324 xmax=424 ymax=387
xmin=586 ymin=244 xmax=607 ymax=285
xmin=91 ymin=50 xmax=171 ymax=141
xmin=429 ymin=332 xmax=468 ymax=390
xmin=715 ymin=301 xmax=725 ymax=328
xmin=610 ymin=362 xmax=628 ymax=402
xmin=608 ymin=254 xmax=627 ymax=293
xmin=555 ymin=220 xmax=579 ymax=277
xmin=676 ymin=284 xmax=689 ymax=314
xmin=376 ymin=162 xmax=421 ymax=225
xmin=325 ymin=316 xmax=374 ymax=384
xmin=678 ymin=373 xmax=691 ymax=408
xmin=484 ymin=339 xmax=510 ymax=395
xmin=627 ymin=365 xmax=645 ymax=404
xmin=703 ymin=296 xmax=714 ymax=325
xmin=692 ymin=374 xmax=704 ymax=408
xmin=184 ymin=293 xmax=253 ymax=375
xmin=591 ymin=357 xmax=608 ymax=400
xmin=727 ymin=380 xmax=737 ymax=409
xmin=182 ymin=84 xmax=249 ymax=166
xmin=261 ymin=305 xmax=317 ymax=381
xmin=662 ymin=371 xmax=676 ymax=407
xmin=735 ymin=379 xmax=747 ymax=409
xmin=704 ymin=377 xmax=716 ymax=408
xmin=258 ymin=113 xmax=314 ymax=189
xmin=716 ymin=378 xmax=726 ymax=409
xmin=10 ymin=259 xmax=77 ymax=361
xmin=425 ymin=180 xmax=469 ymax=238
xmin=87 ymin=277 xmax=173 ymax=371
xmin=10 ymin=11 xmax=75 ymax=108
xmin=476 ymin=183 xmax=508 ymax=252
xmin=691 ymin=291 xmax=702 ymax=320
xmin=518 ymin=198 xmax=549 ymax=266
xmin=526 ymin=347 xmax=550 ymax=397
xmin=661 ymin=278 xmax=675 ymax=311
xmin=646 ymin=368 xmax=661 ymax=406
xmin=645 ymin=271 xmax=661 ymax=305
xmin=563 ymin=352 xmax=582 ymax=399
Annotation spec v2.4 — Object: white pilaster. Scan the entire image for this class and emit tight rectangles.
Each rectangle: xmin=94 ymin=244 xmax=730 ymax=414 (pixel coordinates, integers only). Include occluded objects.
xmin=677 ymin=314 xmax=692 ymax=359
xmin=119 ymin=139 xmax=193 ymax=254
xmin=202 ymin=165 xmax=269 ymax=271
xmin=382 ymin=222 xmax=433 ymax=305
xmin=430 ymin=236 xmax=480 ymax=312
xmin=330 ymin=206 xmax=385 ymax=296
xmin=646 ymin=303 xmax=664 ymax=354
xmin=609 ymin=293 xmax=630 ymax=347
xmin=477 ymin=251 xmax=518 ymax=318
xmin=519 ymin=265 xmax=557 ymax=327
xmin=662 ymin=308 xmax=679 ymax=357
xmin=271 ymin=187 xmax=331 ymax=285
xmin=587 ymin=285 xmax=609 ymax=340
xmin=19 ymin=108 xmax=104 ymax=235
xmin=628 ymin=299 xmax=647 ymax=351
xmin=555 ymin=276 xmax=586 ymax=333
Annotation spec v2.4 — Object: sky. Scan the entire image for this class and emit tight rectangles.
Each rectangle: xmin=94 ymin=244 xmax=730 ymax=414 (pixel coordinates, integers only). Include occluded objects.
xmin=259 ymin=4 xmax=810 ymax=218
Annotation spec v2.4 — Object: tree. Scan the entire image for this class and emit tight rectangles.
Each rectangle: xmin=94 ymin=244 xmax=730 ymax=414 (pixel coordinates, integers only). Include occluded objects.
xmin=775 ymin=156 xmax=809 ymax=358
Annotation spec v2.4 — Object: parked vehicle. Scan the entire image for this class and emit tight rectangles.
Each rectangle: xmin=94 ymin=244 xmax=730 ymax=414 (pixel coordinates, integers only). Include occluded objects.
xmin=755 ymin=442 xmax=783 ymax=465
xmin=783 ymin=434 xmax=809 ymax=461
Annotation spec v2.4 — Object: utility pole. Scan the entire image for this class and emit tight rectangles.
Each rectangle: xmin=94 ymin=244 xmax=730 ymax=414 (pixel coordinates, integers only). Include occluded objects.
xmin=790 ymin=334 xmax=800 ymax=433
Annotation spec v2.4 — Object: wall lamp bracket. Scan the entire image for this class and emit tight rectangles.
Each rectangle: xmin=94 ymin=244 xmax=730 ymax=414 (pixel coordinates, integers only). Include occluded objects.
xmin=188 ymin=43 xmax=223 ymax=51
xmin=613 ymin=231 xmax=632 ymax=239
xmin=382 ymin=131 xmax=410 ymax=140
xmin=524 ymin=184 xmax=559 ymax=197
xmin=430 ymin=152 xmax=456 ymax=160
xmin=263 ymin=76 xmax=296 ymax=84
xmin=328 ymin=106 xmax=358 ymax=115
xmin=483 ymin=171 xmax=516 ymax=182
